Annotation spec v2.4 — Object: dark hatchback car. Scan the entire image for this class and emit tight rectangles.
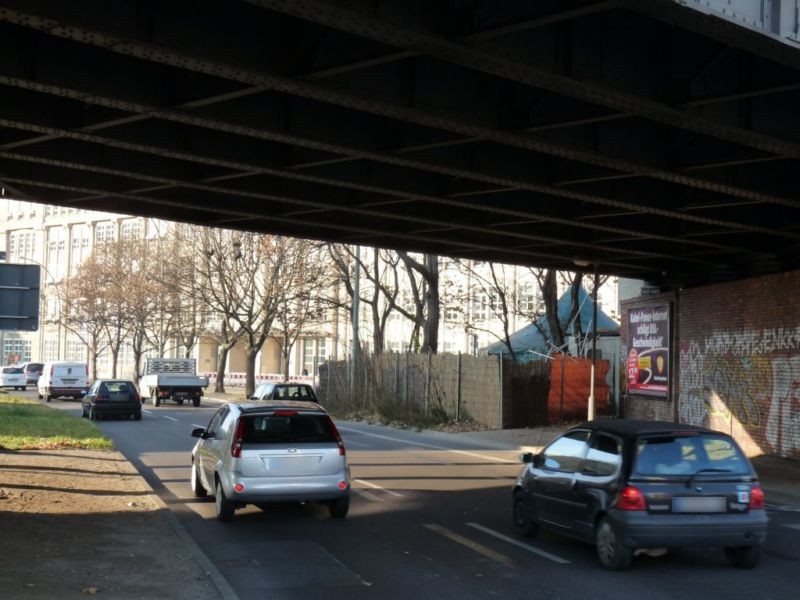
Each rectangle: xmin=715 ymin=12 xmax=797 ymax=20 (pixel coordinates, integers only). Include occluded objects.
xmin=513 ymin=420 xmax=767 ymax=570
xmin=81 ymin=379 xmax=142 ymax=421
xmin=250 ymin=382 xmax=318 ymax=402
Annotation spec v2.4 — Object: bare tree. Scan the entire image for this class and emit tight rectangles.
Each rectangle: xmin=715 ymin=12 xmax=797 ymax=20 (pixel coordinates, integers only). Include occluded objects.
xmin=326 ymin=245 xmax=399 ymax=354
xmin=449 ymin=260 xmax=522 ymax=359
xmin=178 ymin=226 xmax=246 ymax=394
xmin=273 ymin=242 xmax=330 ymax=379
xmin=61 ymin=254 xmax=110 ymax=380
xmin=393 ymin=252 xmax=440 ymax=353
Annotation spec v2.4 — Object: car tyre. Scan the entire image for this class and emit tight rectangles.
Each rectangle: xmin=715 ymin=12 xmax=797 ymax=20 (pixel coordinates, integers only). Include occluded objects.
xmin=89 ymin=406 xmax=96 ymax=421
xmin=191 ymin=463 xmax=207 ymax=498
xmin=45 ymin=394 xmax=51 ymax=403
xmin=596 ymin=516 xmax=632 ymax=571
xmin=215 ymin=480 xmax=235 ymax=522
xmin=193 ymin=397 xmax=201 ymax=407
xmin=513 ymin=490 xmax=539 ymax=537
xmin=81 ymin=404 xmax=87 ymax=418
xmin=329 ymin=496 xmax=350 ymax=519
xmin=133 ymin=412 xmax=142 ymax=421
xmin=725 ymin=544 xmax=762 ymax=569
xmin=37 ymin=392 xmax=42 ymax=400
xmin=21 ymin=386 xmax=26 ymax=392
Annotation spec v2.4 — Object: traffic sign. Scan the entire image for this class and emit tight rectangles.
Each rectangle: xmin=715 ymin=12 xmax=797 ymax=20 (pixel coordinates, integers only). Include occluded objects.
xmin=0 ymin=263 xmax=41 ymax=331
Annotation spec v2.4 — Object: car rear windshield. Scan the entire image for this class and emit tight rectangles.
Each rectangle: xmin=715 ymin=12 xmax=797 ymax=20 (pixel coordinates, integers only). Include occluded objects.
xmin=634 ymin=434 xmax=750 ymax=476
xmin=26 ymin=363 xmax=44 ymax=372
xmin=242 ymin=414 xmax=335 ymax=444
xmin=2 ymin=367 xmax=23 ymax=374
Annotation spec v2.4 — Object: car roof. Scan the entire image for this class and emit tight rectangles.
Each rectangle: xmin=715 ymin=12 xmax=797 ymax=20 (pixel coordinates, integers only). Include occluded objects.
xmin=234 ymin=400 xmax=326 ymax=414
xmin=570 ymin=419 xmax=718 ymax=438
xmin=94 ymin=379 xmax=136 ymax=384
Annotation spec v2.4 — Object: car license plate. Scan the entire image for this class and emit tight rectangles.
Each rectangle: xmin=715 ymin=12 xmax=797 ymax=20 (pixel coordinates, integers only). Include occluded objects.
xmin=672 ymin=496 xmax=726 ymax=513
xmin=62 ymin=378 xmax=76 ymax=383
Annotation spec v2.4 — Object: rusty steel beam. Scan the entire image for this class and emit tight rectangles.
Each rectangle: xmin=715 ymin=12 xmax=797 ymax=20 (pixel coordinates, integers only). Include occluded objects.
xmin=0 ymin=110 xmax=786 ymax=254
xmin=1 ymin=8 xmax=798 ymax=214
xmin=249 ymin=0 xmax=800 ymax=161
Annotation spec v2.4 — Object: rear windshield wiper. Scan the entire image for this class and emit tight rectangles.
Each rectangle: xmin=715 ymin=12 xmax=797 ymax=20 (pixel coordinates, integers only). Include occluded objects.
xmin=686 ymin=468 xmax=730 ymax=488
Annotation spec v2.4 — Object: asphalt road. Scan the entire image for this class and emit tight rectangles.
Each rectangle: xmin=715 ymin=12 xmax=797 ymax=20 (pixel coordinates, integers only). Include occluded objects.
xmin=36 ymin=393 xmax=800 ymax=600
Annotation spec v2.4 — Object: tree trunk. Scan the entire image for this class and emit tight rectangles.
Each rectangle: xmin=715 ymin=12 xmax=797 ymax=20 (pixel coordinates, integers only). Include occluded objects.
xmin=245 ymin=346 xmax=259 ymax=398
xmin=215 ymin=342 xmax=235 ymax=394
xmin=111 ymin=348 xmax=119 ymax=378
xmin=543 ymin=270 xmax=564 ymax=351
xmin=421 ymin=254 xmax=439 ymax=353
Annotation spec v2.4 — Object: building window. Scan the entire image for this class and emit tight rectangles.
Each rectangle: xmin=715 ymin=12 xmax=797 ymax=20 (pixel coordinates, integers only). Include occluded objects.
xmin=472 ymin=292 xmax=489 ymax=322
xmin=71 ymin=224 xmax=90 ymax=272
xmin=9 ymin=230 xmax=35 ymax=262
xmin=2 ymin=338 xmax=31 ymax=364
xmin=95 ymin=222 xmax=114 ymax=244
xmin=66 ymin=338 xmax=85 ymax=362
xmin=46 ymin=227 xmax=67 ymax=281
xmin=121 ymin=220 xmax=141 ymax=241
xmin=44 ymin=338 xmax=59 ymax=362
xmin=302 ymin=338 xmax=327 ymax=374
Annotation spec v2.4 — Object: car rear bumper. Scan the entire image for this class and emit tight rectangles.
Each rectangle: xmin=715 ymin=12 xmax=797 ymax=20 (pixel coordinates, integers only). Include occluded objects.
xmin=610 ymin=509 xmax=768 ymax=548
xmin=43 ymin=387 xmax=87 ymax=397
xmin=219 ymin=471 xmax=350 ymax=503
xmin=92 ymin=402 xmax=141 ymax=416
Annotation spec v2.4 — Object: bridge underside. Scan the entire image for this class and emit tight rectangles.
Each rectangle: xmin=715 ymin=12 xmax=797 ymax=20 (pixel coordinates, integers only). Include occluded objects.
xmin=1 ymin=0 xmax=799 ymax=288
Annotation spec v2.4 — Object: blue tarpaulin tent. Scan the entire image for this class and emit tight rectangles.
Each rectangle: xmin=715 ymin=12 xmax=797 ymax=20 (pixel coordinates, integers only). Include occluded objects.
xmin=486 ymin=286 xmax=619 ymax=361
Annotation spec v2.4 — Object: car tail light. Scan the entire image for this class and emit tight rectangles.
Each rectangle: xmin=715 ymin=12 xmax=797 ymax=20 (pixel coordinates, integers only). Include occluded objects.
xmin=94 ymin=394 xmax=108 ymax=403
xmin=325 ymin=416 xmax=346 ymax=456
xmin=273 ymin=410 xmax=298 ymax=417
xmin=231 ymin=418 xmax=245 ymax=458
xmin=234 ymin=483 xmax=244 ymax=493
xmin=50 ymin=364 xmax=55 ymax=377
xmin=615 ymin=486 xmax=646 ymax=511
xmin=338 ymin=480 xmax=347 ymax=490
xmin=749 ymin=486 xmax=765 ymax=509
xmin=132 ymin=390 xmax=141 ymax=403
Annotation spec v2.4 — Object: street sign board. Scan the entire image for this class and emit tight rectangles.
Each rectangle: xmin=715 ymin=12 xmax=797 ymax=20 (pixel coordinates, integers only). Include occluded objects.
xmin=0 ymin=263 xmax=41 ymax=331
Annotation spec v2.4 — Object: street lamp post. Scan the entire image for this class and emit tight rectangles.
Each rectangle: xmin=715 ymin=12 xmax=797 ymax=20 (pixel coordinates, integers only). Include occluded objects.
xmin=588 ymin=263 xmax=599 ymax=421
xmin=574 ymin=258 xmax=599 ymax=421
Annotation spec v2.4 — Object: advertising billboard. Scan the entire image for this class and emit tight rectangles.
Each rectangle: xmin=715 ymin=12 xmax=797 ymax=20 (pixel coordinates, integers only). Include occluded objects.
xmin=626 ymin=304 xmax=671 ymax=399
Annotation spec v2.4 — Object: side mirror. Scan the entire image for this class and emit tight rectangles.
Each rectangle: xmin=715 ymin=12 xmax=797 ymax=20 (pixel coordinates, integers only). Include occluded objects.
xmin=190 ymin=428 xmax=206 ymax=439
xmin=520 ymin=452 xmax=534 ymax=464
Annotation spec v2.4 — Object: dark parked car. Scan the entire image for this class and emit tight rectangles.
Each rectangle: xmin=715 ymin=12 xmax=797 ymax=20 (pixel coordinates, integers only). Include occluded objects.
xmin=512 ymin=420 xmax=767 ymax=570
xmin=20 ymin=362 xmax=44 ymax=385
xmin=81 ymin=379 xmax=142 ymax=421
xmin=250 ymin=382 xmax=318 ymax=402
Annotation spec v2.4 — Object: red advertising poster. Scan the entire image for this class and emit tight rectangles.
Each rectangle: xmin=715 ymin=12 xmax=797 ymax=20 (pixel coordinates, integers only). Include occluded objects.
xmin=627 ymin=304 xmax=670 ymax=398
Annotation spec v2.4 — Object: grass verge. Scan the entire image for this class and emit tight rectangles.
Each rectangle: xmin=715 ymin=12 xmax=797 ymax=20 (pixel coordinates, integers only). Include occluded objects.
xmin=0 ymin=393 xmax=113 ymax=450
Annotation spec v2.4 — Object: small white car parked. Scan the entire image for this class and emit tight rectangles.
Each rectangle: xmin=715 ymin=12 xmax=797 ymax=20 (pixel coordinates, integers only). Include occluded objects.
xmin=0 ymin=366 xmax=26 ymax=391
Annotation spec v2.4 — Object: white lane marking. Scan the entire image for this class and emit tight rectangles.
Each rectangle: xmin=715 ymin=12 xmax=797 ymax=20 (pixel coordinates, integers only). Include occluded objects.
xmin=352 ymin=488 xmax=383 ymax=502
xmin=783 ymin=524 xmax=800 ymax=530
xmin=161 ymin=415 xmax=179 ymax=422
xmin=338 ymin=427 xmax=516 ymax=464
xmin=191 ymin=424 xmax=206 ymax=429
xmin=343 ymin=439 xmax=371 ymax=448
xmin=467 ymin=522 xmax=571 ymax=564
xmin=142 ymin=409 xmax=152 ymax=415
xmin=353 ymin=478 xmax=404 ymax=497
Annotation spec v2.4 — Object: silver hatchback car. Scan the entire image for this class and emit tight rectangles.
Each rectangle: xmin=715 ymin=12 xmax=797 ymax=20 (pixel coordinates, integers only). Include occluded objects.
xmin=190 ymin=401 xmax=350 ymax=522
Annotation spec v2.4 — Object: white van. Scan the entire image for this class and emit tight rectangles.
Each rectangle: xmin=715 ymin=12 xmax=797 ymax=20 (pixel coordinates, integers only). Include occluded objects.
xmin=38 ymin=361 xmax=89 ymax=401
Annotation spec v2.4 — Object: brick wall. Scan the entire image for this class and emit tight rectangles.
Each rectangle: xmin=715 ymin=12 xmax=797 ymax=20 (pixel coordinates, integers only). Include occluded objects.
xmin=623 ymin=271 xmax=800 ymax=459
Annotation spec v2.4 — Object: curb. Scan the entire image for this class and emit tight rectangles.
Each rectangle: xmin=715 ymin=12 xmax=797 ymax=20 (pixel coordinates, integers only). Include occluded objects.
xmin=117 ymin=451 xmax=240 ymax=600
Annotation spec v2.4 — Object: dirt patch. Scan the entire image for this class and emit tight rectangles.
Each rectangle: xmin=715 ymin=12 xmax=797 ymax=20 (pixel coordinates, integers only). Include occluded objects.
xmin=0 ymin=448 xmax=221 ymax=599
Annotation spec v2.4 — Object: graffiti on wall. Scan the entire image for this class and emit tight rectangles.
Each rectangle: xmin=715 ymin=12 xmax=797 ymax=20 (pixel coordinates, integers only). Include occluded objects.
xmin=680 ymin=327 xmax=800 ymax=458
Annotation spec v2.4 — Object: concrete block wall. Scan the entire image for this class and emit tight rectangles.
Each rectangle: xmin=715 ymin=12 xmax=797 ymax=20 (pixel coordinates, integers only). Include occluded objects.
xmin=623 ymin=271 xmax=800 ymax=459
